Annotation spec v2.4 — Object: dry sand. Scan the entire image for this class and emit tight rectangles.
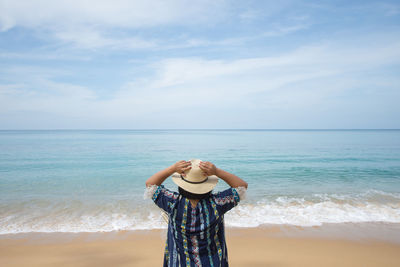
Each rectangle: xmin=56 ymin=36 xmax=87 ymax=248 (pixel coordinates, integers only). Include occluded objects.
xmin=1 ymin=227 xmax=400 ymax=267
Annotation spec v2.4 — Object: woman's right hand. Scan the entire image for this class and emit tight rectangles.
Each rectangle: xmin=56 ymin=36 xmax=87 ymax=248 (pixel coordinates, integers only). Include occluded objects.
xmin=172 ymin=160 xmax=192 ymax=175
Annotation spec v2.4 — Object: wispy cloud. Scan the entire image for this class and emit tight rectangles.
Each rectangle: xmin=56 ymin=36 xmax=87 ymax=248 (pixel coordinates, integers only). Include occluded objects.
xmin=0 ymin=0 xmax=227 ymax=31
xmin=148 ymin=36 xmax=400 ymax=89
xmin=0 ymin=51 xmax=91 ymax=61
xmin=53 ymin=28 xmax=158 ymax=50
xmin=0 ymin=0 xmax=228 ymax=51
xmin=239 ymin=9 xmax=262 ymax=21
xmin=2 ymin=34 xmax=399 ymax=128
xmin=0 ymin=0 xmax=311 ymax=52
xmin=1 ymin=0 xmax=399 ymax=129
xmin=261 ymin=24 xmax=309 ymax=37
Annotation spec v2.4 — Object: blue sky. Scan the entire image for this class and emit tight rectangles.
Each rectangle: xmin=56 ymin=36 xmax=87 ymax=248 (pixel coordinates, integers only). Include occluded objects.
xmin=0 ymin=0 xmax=399 ymax=129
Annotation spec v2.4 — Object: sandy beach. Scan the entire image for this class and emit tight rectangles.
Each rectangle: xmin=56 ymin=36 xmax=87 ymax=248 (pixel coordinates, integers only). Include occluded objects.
xmin=1 ymin=226 xmax=400 ymax=267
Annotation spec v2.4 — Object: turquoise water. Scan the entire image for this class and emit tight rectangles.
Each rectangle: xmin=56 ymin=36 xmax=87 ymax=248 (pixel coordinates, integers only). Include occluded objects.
xmin=1 ymin=130 xmax=400 ymax=233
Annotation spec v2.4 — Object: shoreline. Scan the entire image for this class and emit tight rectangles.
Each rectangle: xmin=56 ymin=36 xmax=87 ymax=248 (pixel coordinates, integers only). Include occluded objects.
xmin=2 ymin=222 xmax=400 ymax=244
xmin=1 ymin=225 xmax=400 ymax=267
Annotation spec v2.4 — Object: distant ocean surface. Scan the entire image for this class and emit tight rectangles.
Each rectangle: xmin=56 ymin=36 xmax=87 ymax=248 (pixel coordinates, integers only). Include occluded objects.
xmin=1 ymin=129 xmax=400 ymax=234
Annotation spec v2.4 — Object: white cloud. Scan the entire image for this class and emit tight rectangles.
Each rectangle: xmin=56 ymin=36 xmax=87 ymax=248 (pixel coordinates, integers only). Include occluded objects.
xmin=0 ymin=0 xmax=309 ymax=52
xmin=101 ymin=38 xmax=400 ymax=126
xmin=239 ymin=9 xmax=261 ymax=21
xmin=261 ymin=24 xmax=309 ymax=37
xmin=0 ymin=79 xmax=95 ymax=111
xmin=0 ymin=51 xmax=91 ymax=61
xmin=0 ymin=0 xmax=226 ymax=31
xmin=54 ymin=27 xmax=158 ymax=50
xmin=148 ymin=38 xmax=400 ymax=90
xmin=161 ymin=22 xmax=311 ymax=51
xmin=0 ymin=0 xmax=230 ymax=50
xmin=1 ymin=35 xmax=400 ymax=128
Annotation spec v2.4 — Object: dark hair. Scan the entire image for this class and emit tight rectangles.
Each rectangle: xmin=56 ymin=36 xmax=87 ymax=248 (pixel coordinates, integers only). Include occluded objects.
xmin=178 ymin=187 xmax=212 ymax=200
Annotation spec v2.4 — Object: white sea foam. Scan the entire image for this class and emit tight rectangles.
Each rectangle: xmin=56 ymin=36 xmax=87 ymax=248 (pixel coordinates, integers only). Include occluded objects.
xmin=0 ymin=209 xmax=168 ymax=234
xmin=225 ymin=200 xmax=400 ymax=227
xmin=1 ymin=192 xmax=400 ymax=234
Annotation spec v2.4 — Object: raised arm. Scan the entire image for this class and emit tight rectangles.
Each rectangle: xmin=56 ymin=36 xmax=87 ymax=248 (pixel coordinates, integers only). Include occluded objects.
xmin=199 ymin=161 xmax=248 ymax=188
xmin=145 ymin=160 xmax=191 ymax=187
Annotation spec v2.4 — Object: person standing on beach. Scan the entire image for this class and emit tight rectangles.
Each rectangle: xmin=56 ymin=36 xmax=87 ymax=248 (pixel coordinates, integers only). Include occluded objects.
xmin=145 ymin=159 xmax=248 ymax=267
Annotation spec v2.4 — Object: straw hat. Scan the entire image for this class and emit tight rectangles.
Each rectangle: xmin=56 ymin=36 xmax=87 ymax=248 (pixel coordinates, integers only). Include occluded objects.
xmin=171 ymin=159 xmax=218 ymax=194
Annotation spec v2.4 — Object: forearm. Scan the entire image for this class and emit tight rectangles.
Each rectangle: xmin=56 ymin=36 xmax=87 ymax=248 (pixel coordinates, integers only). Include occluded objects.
xmin=145 ymin=160 xmax=191 ymax=187
xmin=145 ymin=165 xmax=175 ymax=187
xmin=216 ymin=168 xmax=248 ymax=188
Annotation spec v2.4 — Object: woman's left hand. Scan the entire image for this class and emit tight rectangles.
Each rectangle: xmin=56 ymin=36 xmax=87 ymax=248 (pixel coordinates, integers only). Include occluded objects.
xmin=199 ymin=161 xmax=217 ymax=176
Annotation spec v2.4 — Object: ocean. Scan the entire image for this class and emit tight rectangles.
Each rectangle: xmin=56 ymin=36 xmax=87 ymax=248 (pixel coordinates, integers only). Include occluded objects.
xmin=0 ymin=129 xmax=400 ymax=234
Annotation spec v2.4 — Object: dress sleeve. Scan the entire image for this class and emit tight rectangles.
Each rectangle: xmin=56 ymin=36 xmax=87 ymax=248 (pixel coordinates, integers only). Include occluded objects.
xmin=145 ymin=185 xmax=180 ymax=214
xmin=212 ymin=187 xmax=245 ymax=215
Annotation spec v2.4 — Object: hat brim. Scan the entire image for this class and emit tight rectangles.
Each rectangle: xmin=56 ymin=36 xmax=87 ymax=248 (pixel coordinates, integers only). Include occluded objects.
xmin=171 ymin=172 xmax=218 ymax=194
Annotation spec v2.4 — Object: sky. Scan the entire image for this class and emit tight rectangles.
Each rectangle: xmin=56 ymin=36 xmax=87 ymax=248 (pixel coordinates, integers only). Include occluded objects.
xmin=0 ymin=0 xmax=399 ymax=129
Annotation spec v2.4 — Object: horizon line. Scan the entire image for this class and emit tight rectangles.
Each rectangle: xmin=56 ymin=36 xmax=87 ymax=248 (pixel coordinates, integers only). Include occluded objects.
xmin=1 ymin=128 xmax=400 ymax=131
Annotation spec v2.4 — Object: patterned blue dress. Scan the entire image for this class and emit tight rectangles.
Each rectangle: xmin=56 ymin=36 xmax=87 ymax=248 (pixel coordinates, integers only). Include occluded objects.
xmin=151 ymin=185 xmax=241 ymax=267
